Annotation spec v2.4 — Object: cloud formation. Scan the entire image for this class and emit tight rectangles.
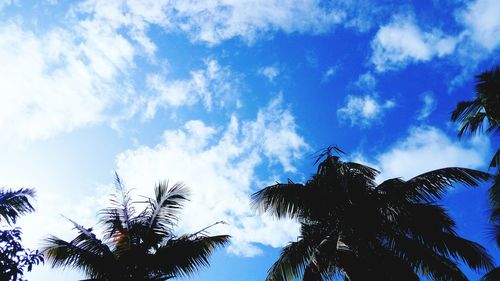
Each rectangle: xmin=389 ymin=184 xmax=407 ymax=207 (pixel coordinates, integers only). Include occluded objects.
xmin=258 ymin=66 xmax=280 ymax=82
xmin=337 ymin=94 xmax=395 ymax=127
xmin=354 ymin=126 xmax=491 ymax=182
xmin=459 ymin=0 xmax=500 ymax=51
xmin=115 ymin=97 xmax=307 ymax=256
xmin=145 ymin=60 xmax=239 ymax=117
xmin=371 ymin=16 xmax=457 ymax=72
xmin=416 ymin=92 xmax=437 ymax=120
xmin=0 ymin=21 xmax=135 ymax=145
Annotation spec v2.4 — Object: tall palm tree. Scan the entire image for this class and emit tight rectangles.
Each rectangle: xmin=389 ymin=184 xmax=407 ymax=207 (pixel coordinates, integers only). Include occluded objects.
xmin=43 ymin=175 xmax=229 ymax=281
xmin=451 ymin=66 xmax=500 ymax=281
xmin=252 ymin=150 xmax=494 ymax=281
xmin=0 ymin=188 xmax=35 ymax=225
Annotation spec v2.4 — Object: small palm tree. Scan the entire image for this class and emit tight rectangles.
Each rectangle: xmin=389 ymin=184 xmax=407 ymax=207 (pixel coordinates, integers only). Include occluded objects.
xmin=43 ymin=175 xmax=229 ymax=281
xmin=253 ymin=149 xmax=494 ymax=281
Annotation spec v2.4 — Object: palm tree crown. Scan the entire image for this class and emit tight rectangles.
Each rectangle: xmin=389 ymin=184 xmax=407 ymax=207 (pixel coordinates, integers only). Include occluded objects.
xmin=43 ymin=175 xmax=229 ymax=281
xmin=451 ymin=66 xmax=499 ymax=168
xmin=252 ymin=150 xmax=494 ymax=281
xmin=451 ymin=66 xmax=500 ymax=281
xmin=451 ymin=67 xmax=500 ymax=134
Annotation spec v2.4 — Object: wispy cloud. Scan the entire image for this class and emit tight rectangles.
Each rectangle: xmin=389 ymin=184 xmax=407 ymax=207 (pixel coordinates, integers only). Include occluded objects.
xmin=258 ymin=65 xmax=280 ymax=82
xmin=322 ymin=64 xmax=341 ymax=82
xmin=416 ymin=92 xmax=437 ymax=120
xmin=337 ymin=94 xmax=395 ymax=127
xmin=145 ymin=59 xmax=239 ymax=117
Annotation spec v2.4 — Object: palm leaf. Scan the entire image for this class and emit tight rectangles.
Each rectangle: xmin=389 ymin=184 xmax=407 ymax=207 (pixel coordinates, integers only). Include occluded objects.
xmin=142 ymin=182 xmax=189 ymax=244
xmin=266 ymin=238 xmax=317 ymax=281
xmin=42 ymin=235 xmax=116 ymax=279
xmin=401 ymin=167 xmax=491 ymax=201
xmin=389 ymin=235 xmax=469 ymax=281
xmin=252 ymin=182 xmax=309 ymax=219
xmin=0 ymin=188 xmax=35 ymax=224
xmin=99 ymin=173 xmax=136 ymax=254
xmin=152 ymin=234 xmax=229 ymax=278
xmin=482 ymin=266 xmax=500 ymax=281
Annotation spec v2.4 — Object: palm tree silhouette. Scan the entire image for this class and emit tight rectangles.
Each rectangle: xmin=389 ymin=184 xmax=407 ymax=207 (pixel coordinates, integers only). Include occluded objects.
xmin=451 ymin=66 xmax=500 ymax=281
xmin=451 ymin=66 xmax=499 ymax=168
xmin=0 ymin=188 xmax=35 ymax=225
xmin=0 ymin=188 xmax=43 ymax=281
xmin=43 ymin=174 xmax=229 ymax=281
xmin=252 ymin=149 xmax=494 ymax=281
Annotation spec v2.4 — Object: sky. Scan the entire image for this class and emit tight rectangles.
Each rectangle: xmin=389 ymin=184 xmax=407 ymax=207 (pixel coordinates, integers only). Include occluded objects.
xmin=0 ymin=0 xmax=499 ymax=280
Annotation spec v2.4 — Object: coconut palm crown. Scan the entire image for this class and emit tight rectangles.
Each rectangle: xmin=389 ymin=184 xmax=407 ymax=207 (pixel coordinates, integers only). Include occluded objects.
xmin=252 ymin=148 xmax=494 ymax=281
xmin=43 ymin=174 xmax=229 ymax=281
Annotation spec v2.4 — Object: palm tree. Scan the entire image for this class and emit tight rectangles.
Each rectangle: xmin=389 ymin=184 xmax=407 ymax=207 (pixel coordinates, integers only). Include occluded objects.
xmin=43 ymin=175 xmax=229 ymax=281
xmin=451 ymin=66 xmax=499 ymax=168
xmin=0 ymin=188 xmax=35 ymax=225
xmin=451 ymin=66 xmax=500 ymax=280
xmin=252 ymin=149 xmax=494 ymax=281
xmin=0 ymin=188 xmax=43 ymax=281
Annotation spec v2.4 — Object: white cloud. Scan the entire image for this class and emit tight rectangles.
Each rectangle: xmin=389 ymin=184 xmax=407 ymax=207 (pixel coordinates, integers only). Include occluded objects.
xmin=417 ymin=92 xmax=437 ymax=120
xmin=163 ymin=0 xmax=344 ymax=44
xmin=115 ymin=97 xmax=307 ymax=256
xmin=459 ymin=0 xmax=500 ymax=51
xmin=322 ymin=64 xmax=341 ymax=82
xmin=362 ymin=126 xmax=491 ymax=182
xmin=258 ymin=66 xmax=280 ymax=82
xmin=145 ymin=59 xmax=239 ymax=117
xmin=354 ymin=72 xmax=377 ymax=90
xmin=0 ymin=21 xmax=135 ymax=145
xmin=73 ymin=0 xmax=387 ymax=45
xmin=371 ymin=16 xmax=458 ymax=72
xmin=337 ymin=94 xmax=395 ymax=127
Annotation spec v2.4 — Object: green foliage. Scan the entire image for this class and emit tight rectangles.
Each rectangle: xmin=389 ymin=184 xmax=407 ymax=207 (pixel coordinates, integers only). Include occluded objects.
xmin=253 ymin=151 xmax=494 ymax=281
xmin=0 ymin=188 xmax=35 ymax=225
xmin=43 ymin=175 xmax=229 ymax=281
xmin=0 ymin=188 xmax=43 ymax=280
xmin=0 ymin=228 xmax=44 ymax=281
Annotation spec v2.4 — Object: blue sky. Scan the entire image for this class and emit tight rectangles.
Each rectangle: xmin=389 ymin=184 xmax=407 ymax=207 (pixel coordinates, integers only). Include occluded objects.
xmin=0 ymin=0 xmax=499 ymax=280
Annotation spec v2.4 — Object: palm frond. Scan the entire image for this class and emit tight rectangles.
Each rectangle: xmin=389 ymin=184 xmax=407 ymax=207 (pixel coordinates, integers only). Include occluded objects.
xmin=143 ymin=182 xmax=189 ymax=242
xmin=152 ymin=234 xmax=229 ymax=278
xmin=389 ymin=235 xmax=469 ymax=281
xmin=266 ymin=239 xmax=317 ymax=281
xmin=402 ymin=167 xmax=491 ymax=201
xmin=0 ymin=188 xmax=35 ymax=224
xmin=451 ymin=100 xmax=481 ymax=122
xmin=42 ymin=235 xmax=116 ymax=279
xmin=490 ymin=149 xmax=500 ymax=168
xmin=458 ymin=112 xmax=488 ymax=137
xmin=415 ymin=232 xmax=494 ymax=272
xmin=482 ymin=266 xmax=500 ymax=281
xmin=251 ymin=182 xmax=309 ymax=219
xmin=99 ymin=173 xmax=136 ymax=254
